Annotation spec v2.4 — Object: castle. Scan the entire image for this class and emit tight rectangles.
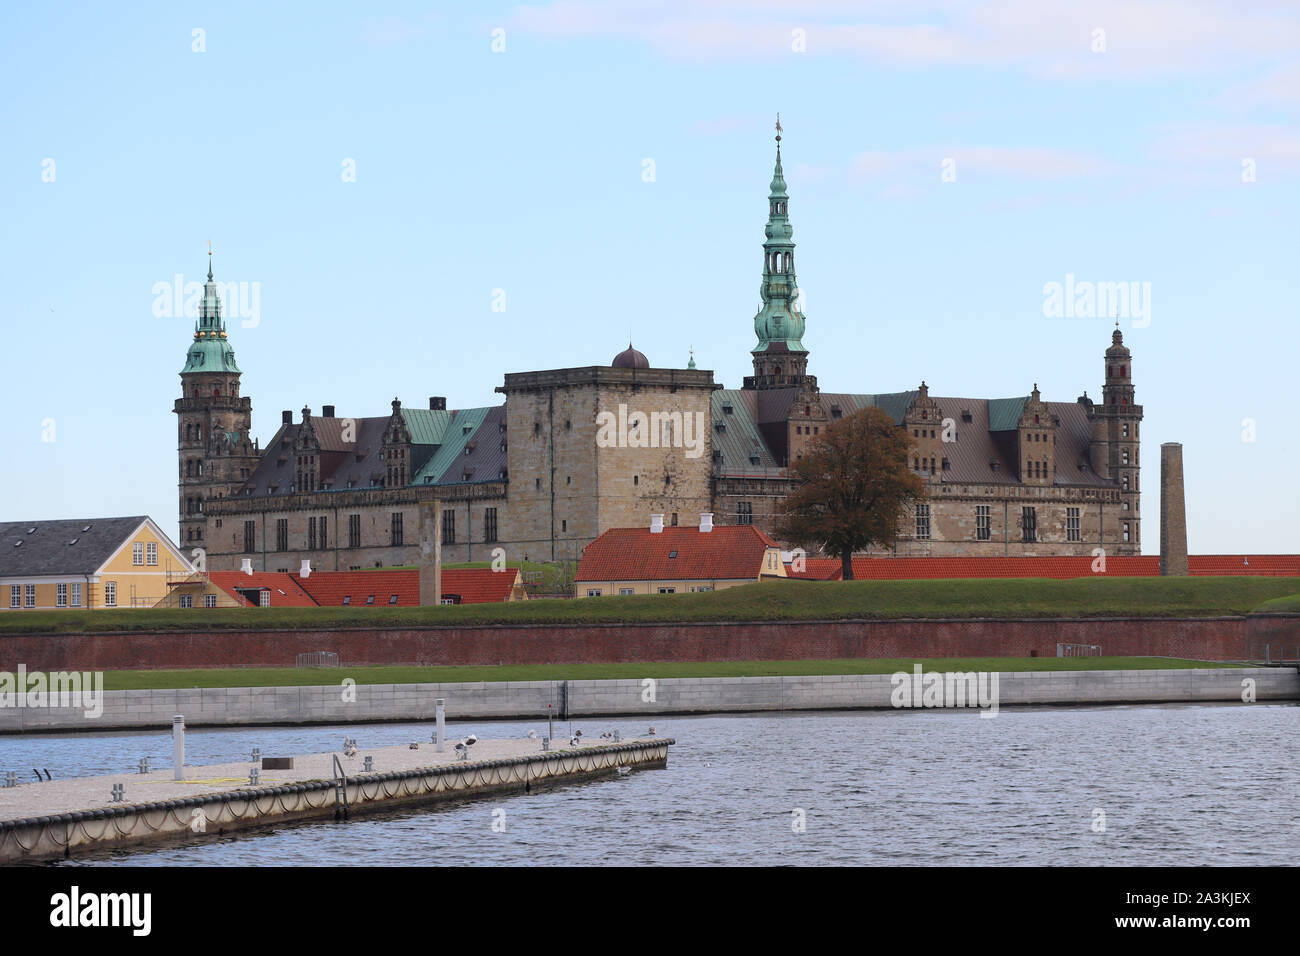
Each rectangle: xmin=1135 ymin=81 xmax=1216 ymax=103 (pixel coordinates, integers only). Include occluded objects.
xmin=178 ymin=128 xmax=1142 ymax=573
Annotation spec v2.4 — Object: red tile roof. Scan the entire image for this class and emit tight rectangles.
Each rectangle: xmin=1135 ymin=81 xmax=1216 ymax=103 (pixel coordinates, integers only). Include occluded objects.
xmin=785 ymin=554 xmax=1300 ymax=580
xmin=287 ymin=567 xmax=521 ymax=606
xmin=208 ymin=571 xmax=320 ymax=607
xmin=440 ymin=568 xmax=521 ymax=604
xmin=577 ymin=526 xmax=782 ymax=582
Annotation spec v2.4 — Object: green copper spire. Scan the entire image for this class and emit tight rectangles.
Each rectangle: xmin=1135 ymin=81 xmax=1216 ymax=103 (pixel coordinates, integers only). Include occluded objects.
xmin=752 ymin=115 xmax=806 ymax=358
xmin=180 ymin=247 xmax=241 ymax=374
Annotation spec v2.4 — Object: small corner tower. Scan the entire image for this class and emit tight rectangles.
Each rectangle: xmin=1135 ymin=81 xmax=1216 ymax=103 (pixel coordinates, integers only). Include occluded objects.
xmin=1087 ymin=324 xmax=1143 ymax=552
xmin=174 ymin=248 xmax=259 ymax=549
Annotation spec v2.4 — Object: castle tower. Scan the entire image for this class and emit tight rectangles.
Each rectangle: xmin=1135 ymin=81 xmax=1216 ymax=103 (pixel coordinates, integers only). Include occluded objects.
xmin=174 ymin=251 xmax=259 ymax=549
xmin=1087 ymin=325 xmax=1142 ymax=553
xmin=745 ymin=116 xmax=814 ymax=392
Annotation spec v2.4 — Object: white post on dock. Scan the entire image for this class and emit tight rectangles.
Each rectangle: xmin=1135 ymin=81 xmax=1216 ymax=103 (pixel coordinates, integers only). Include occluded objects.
xmin=435 ymin=699 xmax=445 ymax=753
xmin=172 ymin=715 xmax=186 ymax=780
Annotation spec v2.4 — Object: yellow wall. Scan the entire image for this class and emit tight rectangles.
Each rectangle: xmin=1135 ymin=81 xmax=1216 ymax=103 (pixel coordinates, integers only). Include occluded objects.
xmin=1 ymin=520 xmax=191 ymax=611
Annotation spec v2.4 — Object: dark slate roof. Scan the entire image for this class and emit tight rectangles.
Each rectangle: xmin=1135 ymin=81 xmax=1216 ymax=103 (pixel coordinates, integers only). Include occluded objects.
xmin=0 ymin=516 xmax=150 ymax=577
xmin=711 ymin=390 xmax=782 ymax=474
xmin=715 ymin=387 xmax=1113 ymax=488
xmin=242 ymin=405 xmax=507 ymax=499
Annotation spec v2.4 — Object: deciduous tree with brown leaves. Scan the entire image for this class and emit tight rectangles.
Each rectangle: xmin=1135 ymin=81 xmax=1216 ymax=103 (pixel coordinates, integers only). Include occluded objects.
xmin=775 ymin=406 xmax=927 ymax=580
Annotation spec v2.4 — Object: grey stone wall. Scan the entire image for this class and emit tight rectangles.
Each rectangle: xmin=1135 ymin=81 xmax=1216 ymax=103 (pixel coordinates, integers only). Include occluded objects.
xmin=2 ymin=667 xmax=1294 ymax=733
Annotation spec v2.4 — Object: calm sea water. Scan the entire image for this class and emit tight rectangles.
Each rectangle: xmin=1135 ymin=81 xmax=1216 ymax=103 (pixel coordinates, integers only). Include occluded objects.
xmin=4 ymin=703 xmax=1297 ymax=866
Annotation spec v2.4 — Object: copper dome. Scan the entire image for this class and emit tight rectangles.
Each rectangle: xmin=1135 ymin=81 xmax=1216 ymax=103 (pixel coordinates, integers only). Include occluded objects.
xmin=612 ymin=343 xmax=649 ymax=369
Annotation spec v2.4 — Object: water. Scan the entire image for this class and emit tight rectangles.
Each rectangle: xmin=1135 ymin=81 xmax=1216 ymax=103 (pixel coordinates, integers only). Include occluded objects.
xmin=4 ymin=703 xmax=1296 ymax=866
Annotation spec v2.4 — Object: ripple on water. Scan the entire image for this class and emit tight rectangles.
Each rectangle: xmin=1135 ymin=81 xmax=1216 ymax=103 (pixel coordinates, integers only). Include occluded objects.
xmin=3 ymin=703 xmax=1296 ymax=866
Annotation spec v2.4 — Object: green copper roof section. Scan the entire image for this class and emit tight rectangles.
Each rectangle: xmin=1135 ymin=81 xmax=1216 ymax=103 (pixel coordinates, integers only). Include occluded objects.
xmin=819 ymin=391 xmax=919 ymax=426
xmin=181 ymin=257 xmax=241 ymax=374
xmin=752 ymin=122 xmax=806 ymax=356
xmin=401 ymin=408 xmax=452 ymax=446
xmin=413 ymin=406 xmax=493 ymax=484
xmin=989 ymin=396 xmax=1030 ymax=432
xmin=711 ymin=390 xmax=781 ymax=472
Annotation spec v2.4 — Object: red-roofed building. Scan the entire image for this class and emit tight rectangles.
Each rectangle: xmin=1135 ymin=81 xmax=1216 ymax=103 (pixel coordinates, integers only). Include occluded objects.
xmin=576 ymin=518 xmax=786 ymax=596
xmin=784 ymin=554 xmax=1300 ymax=580
xmin=289 ymin=567 xmax=527 ymax=606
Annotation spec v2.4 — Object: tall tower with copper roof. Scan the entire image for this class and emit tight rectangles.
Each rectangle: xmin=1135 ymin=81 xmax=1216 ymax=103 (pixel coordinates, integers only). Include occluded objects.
xmin=174 ymin=249 xmax=259 ymax=551
xmin=745 ymin=116 xmax=814 ymax=391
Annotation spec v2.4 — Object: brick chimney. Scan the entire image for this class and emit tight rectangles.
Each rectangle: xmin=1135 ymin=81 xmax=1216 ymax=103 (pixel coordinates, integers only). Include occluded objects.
xmin=650 ymin=514 xmax=664 ymax=534
xmin=418 ymin=500 xmax=443 ymax=604
xmin=1160 ymin=442 xmax=1188 ymax=576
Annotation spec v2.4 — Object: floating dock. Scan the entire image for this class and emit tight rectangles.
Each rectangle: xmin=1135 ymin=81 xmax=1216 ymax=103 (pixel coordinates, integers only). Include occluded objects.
xmin=0 ymin=735 xmax=673 ymax=863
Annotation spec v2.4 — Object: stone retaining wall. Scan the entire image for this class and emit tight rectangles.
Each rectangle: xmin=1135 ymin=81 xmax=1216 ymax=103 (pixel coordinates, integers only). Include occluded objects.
xmin=3 ymin=667 xmax=1293 ymax=733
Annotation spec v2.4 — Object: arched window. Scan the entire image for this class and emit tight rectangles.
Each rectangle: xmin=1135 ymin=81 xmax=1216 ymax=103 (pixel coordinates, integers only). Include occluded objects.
xmin=212 ymin=386 xmax=220 ymax=396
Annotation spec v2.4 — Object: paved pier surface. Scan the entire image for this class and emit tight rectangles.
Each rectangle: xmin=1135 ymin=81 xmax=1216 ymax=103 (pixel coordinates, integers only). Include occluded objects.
xmin=0 ymin=734 xmax=660 ymax=824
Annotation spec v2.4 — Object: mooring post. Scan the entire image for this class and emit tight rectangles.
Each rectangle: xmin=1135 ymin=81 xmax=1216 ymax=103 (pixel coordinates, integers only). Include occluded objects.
xmin=435 ymin=699 xmax=446 ymax=753
xmin=172 ymin=715 xmax=185 ymax=781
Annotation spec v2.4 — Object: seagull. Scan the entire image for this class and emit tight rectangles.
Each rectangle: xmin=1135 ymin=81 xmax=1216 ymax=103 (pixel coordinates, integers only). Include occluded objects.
xmin=527 ymin=730 xmax=538 ymax=739
xmin=343 ymin=741 xmax=357 ymax=757
xmin=465 ymin=734 xmax=478 ymax=747
xmin=646 ymin=726 xmax=656 ymax=736
xmin=616 ymin=766 xmax=631 ymax=776
xmin=599 ymin=731 xmax=612 ymax=740
xmin=409 ymin=742 xmax=419 ymax=750
xmin=569 ymin=736 xmax=581 ymax=747
xmin=573 ymin=730 xmax=583 ymax=740
xmin=454 ymin=741 xmax=468 ymax=756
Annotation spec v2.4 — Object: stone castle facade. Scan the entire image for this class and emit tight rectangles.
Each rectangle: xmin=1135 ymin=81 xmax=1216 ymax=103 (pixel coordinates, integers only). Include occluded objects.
xmin=179 ymin=130 xmax=1142 ymax=573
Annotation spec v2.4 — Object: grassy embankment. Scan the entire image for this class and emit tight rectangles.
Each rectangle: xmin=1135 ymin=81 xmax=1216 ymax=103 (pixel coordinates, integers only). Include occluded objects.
xmin=1 ymin=576 xmax=1296 ymax=636
xmin=102 ymin=656 xmax=1242 ymax=690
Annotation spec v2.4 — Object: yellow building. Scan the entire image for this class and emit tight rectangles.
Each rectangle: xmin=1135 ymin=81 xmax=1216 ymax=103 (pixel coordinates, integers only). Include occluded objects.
xmin=574 ymin=516 xmax=787 ymax=597
xmin=0 ymin=516 xmax=192 ymax=610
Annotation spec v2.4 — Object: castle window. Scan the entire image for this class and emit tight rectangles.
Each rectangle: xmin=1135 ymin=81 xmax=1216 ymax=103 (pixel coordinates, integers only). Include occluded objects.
xmin=976 ymin=505 xmax=990 ymax=541
xmin=1122 ymin=474 xmax=1130 ymax=492
xmin=633 ymin=475 xmax=639 ymax=486
xmin=442 ymin=509 xmax=455 ymax=545
xmin=535 ymin=478 xmax=541 ymax=490
xmin=276 ymin=519 xmax=288 ymax=551
xmin=349 ymin=514 xmax=362 ymax=548
xmin=243 ymin=521 xmax=256 ymax=553
xmin=391 ymin=512 xmax=404 ymax=547
xmin=561 ymin=520 xmax=566 ymax=533
xmin=308 ymin=516 xmax=317 ymax=550
xmin=1021 ymin=507 xmax=1037 ymax=543
xmin=738 ymin=501 xmax=753 ymax=525
xmin=1122 ymin=424 xmax=1129 ymax=438
xmin=1121 ymin=450 xmax=1129 ymax=465
xmin=1123 ymin=522 xmax=1131 ymax=543
xmin=915 ymin=504 xmax=931 ymax=540
xmin=671 ymin=513 xmax=678 ymax=526
xmin=1067 ymin=507 xmax=1080 ymax=542
xmin=484 ymin=507 xmax=498 ymax=543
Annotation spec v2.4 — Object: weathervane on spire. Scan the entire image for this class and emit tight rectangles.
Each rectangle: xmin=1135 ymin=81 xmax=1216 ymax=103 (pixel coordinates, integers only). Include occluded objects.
xmin=775 ymin=113 xmax=782 ymax=145
xmin=207 ymin=239 xmax=213 ymax=280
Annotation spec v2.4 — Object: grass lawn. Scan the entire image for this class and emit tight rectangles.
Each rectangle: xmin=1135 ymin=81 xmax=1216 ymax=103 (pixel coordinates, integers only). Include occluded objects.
xmin=102 ymin=656 xmax=1242 ymax=690
xmin=2 ymin=576 xmax=1296 ymax=635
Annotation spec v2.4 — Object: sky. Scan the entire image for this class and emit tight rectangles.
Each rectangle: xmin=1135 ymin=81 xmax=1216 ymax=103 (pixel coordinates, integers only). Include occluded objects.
xmin=1 ymin=0 xmax=1297 ymax=554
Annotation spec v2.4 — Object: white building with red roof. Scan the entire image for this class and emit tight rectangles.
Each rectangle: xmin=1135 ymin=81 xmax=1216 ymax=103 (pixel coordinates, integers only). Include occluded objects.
xmin=575 ymin=514 xmax=787 ymax=597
